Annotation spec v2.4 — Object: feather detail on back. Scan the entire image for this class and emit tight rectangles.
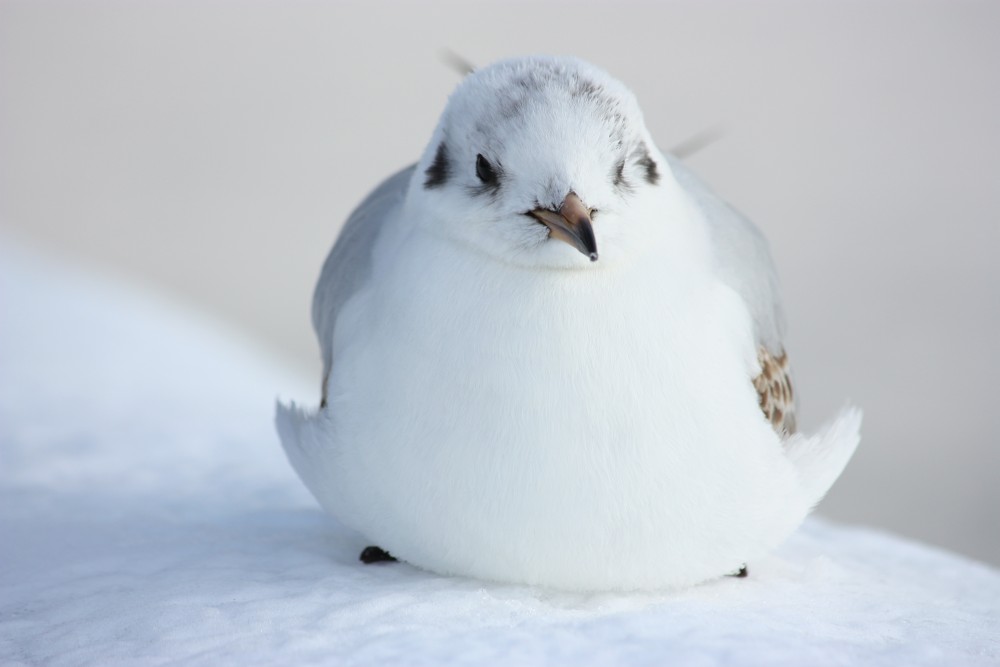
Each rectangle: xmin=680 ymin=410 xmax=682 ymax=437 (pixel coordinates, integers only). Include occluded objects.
xmin=753 ymin=347 xmax=797 ymax=436
xmin=314 ymin=166 xmax=414 ymax=406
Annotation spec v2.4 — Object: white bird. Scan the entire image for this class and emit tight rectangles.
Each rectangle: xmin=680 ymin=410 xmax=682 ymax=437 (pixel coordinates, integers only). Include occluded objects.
xmin=276 ymin=55 xmax=861 ymax=592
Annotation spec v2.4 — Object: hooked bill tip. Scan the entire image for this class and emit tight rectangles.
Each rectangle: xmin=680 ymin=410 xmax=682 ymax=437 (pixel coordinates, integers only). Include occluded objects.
xmin=589 ymin=252 xmax=599 ymax=262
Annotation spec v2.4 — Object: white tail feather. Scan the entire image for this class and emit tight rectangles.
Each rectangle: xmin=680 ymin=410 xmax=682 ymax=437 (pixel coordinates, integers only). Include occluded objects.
xmin=785 ymin=406 xmax=863 ymax=508
xmin=275 ymin=401 xmax=335 ymax=507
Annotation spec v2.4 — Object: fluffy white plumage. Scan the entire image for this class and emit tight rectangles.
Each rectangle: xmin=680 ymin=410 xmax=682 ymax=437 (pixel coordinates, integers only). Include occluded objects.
xmin=277 ymin=55 xmax=861 ymax=591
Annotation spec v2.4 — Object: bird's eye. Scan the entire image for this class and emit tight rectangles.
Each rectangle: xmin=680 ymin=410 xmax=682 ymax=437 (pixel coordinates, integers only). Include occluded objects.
xmin=476 ymin=154 xmax=499 ymax=186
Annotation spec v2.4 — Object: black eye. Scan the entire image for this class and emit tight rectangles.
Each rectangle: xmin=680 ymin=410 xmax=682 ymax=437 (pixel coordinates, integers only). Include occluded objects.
xmin=476 ymin=154 xmax=498 ymax=185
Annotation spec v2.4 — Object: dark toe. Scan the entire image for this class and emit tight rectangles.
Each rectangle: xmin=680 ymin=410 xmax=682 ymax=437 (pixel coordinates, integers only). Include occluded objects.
xmin=730 ymin=564 xmax=749 ymax=578
xmin=359 ymin=546 xmax=397 ymax=564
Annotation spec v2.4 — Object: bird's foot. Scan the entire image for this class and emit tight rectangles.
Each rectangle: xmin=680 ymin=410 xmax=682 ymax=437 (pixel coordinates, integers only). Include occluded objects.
xmin=359 ymin=546 xmax=397 ymax=564
xmin=728 ymin=564 xmax=749 ymax=578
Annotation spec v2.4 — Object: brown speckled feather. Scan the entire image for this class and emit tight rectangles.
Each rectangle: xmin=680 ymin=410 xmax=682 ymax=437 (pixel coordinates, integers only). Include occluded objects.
xmin=753 ymin=347 xmax=797 ymax=437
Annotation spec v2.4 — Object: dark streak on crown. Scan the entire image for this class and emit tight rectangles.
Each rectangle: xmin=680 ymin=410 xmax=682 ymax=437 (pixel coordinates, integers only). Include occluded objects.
xmin=571 ymin=79 xmax=602 ymax=100
xmin=424 ymin=142 xmax=450 ymax=188
xmin=499 ymin=68 xmax=630 ymax=149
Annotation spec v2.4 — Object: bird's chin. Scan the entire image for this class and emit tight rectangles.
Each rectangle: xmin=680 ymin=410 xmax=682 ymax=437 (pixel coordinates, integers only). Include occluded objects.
xmin=531 ymin=239 xmax=605 ymax=270
xmin=465 ymin=239 xmax=601 ymax=271
xmin=440 ymin=226 xmax=608 ymax=271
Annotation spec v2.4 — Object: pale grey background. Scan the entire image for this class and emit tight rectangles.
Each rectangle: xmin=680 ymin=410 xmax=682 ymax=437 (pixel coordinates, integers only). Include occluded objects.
xmin=2 ymin=1 xmax=997 ymax=565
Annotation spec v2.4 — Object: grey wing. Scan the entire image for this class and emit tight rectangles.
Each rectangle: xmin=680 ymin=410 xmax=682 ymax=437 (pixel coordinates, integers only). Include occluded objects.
xmin=313 ymin=165 xmax=414 ymax=405
xmin=666 ymin=155 xmax=797 ymax=435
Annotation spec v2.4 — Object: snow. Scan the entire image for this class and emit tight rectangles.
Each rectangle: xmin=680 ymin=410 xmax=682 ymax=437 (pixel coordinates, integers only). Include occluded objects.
xmin=1 ymin=237 xmax=998 ymax=666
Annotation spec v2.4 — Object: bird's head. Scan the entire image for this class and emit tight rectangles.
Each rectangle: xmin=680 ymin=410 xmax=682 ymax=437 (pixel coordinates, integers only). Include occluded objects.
xmin=408 ymin=56 xmax=672 ymax=269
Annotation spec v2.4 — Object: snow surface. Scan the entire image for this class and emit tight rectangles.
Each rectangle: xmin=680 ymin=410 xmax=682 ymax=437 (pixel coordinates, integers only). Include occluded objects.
xmin=1 ymin=237 xmax=998 ymax=666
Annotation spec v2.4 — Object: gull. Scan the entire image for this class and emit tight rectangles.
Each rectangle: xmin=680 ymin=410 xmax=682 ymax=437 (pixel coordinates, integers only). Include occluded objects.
xmin=276 ymin=56 xmax=861 ymax=591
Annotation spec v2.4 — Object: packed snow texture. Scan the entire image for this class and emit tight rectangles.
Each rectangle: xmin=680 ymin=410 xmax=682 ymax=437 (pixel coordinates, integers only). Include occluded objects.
xmin=1 ymin=238 xmax=998 ymax=666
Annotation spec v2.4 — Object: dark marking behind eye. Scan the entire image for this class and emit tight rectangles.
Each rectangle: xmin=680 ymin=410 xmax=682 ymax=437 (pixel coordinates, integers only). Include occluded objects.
xmin=611 ymin=160 xmax=625 ymax=185
xmin=637 ymin=145 xmax=660 ymax=185
xmin=612 ymin=160 xmax=629 ymax=190
xmin=424 ymin=142 xmax=450 ymax=188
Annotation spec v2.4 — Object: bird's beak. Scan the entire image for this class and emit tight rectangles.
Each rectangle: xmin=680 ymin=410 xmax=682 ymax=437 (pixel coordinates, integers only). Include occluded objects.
xmin=529 ymin=193 xmax=598 ymax=262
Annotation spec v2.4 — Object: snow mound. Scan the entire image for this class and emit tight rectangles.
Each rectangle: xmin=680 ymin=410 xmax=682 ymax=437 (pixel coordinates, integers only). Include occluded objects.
xmin=1 ymin=237 xmax=998 ymax=666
